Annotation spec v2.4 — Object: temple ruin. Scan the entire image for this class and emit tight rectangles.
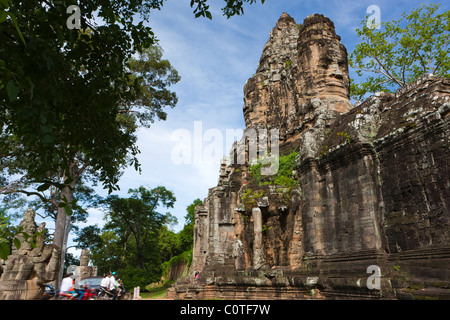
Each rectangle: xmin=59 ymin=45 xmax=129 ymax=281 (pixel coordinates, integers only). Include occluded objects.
xmin=169 ymin=13 xmax=450 ymax=300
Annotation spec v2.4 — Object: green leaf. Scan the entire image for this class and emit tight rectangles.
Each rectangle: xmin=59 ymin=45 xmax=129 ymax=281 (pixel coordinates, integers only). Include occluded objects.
xmin=0 ymin=10 xmax=7 ymax=23
xmin=0 ymin=0 xmax=9 ymax=9
xmin=37 ymin=183 xmax=50 ymax=192
xmin=7 ymin=12 xmax=25 ymax=45
xmin=6 ymin=80 xmax=19 ymax=101
xmin=26 ymin=77 xmax=34 ymax=98
xmin=42 ymin=134 xmax=53 ymax=144
xmin=63 ymin=204 xmax=73 ymax=216
xmin=0 ymin=242 xmax=10 ymax=260
xmin=13 ymin=238 xmax=21 ymax=250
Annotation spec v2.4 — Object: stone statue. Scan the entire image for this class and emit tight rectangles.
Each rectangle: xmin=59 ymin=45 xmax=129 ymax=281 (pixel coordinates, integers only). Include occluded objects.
xmin=0 ymin=209 xmax=61 ymax=300
xmin=75 ymin=249 xmax=97 ymax=281
xmin=79 ymin=249 xmax=90 ymax=266
xmin=12 ymin=208 xmax=37 ymax=255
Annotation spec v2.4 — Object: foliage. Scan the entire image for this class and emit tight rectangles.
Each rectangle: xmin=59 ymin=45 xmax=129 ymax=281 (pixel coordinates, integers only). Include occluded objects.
xmin=0 ymin=215 xmax=48 ymax=260
xmin=77 ymin=195 xmax=201 ymax=289
xmin=349 ymin=3 xmax=450 ymax=100
xmin=249 ymin=150 xmax=299 ymax=188
xmin=242 ymin=151 xmax=299 ymax=210
xmin=73 ymin=224 xmax=102 ymax=250
xmin=178 ymin=198 xmax=202 ymax=252
xmin=123 ymin=46 xmax=181 ymax=128
xmin=0 ymin=207 xmax=13 ymax=245
xmin=64 ymin=252 xmax=79 ymax=271
xmin=103 ymin=186 xmax=176 ymax=270
xmin=117 ymin=265 xmax=161 ymax=290
xmin=190 ymin=0 xmax=265 ymax=19
xmin=0 ymin=1 xmax=180 ymax=263
xmin=285 ymin=59 xmax=292 ymax=69
xmin=337 ymin=131 xmax=351 ymax=145
xmin=158 ymin=225 xmax=181 ymax=263
xmin=0 ymin=207 xmax=11 ymax=260
xmin=1 ymin=1 xmax=159 ymax=192
xmin=241 ymin=188 xmax=264 ymax=209
xmin=90 ymin=230 xmax=124 ymax=275
xmin=160 ymin=249 xmax=193 ymax=281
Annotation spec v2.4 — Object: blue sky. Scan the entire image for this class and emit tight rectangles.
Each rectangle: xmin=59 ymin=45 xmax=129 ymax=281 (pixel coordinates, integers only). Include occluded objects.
xmin=72 ymin=0 xmax=448 ymax=252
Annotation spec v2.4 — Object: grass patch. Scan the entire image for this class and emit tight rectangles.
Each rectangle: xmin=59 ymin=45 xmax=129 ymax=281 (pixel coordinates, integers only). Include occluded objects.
xmin=144 ymin=280 xmax=176 ymax=299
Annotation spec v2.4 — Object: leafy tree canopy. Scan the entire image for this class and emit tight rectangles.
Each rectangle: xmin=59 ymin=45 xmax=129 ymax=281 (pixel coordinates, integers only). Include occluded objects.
xmin=349 ymin=3 xmax=449 ymax=100
xmin=0 ymin=0 xmax=266 ymax=193
xmin=103 ymin=186 xmax=176 ymax=269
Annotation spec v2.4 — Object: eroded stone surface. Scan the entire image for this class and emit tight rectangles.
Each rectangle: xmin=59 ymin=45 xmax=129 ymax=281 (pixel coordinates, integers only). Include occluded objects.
xmin=169 ymin=13 xmax=450 ymax=300
xmin=0 ymin=209 xmax=61 ymax=300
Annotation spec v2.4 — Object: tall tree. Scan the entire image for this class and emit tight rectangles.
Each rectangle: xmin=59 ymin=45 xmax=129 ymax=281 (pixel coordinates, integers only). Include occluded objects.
xmin=178 ymin=198 xmax=203 ymax=252
xmin=349 ymin=3 xmax=449 ymax=100
xmin=0 ymin=208 xmax=13 ymax=245
xmin=1 ymin=0 xmax=265 ymax=284
xmin=1 ymin=43 xmax=180 ymax=265
xmin=104 ymin=186 xmax=176 ymax=270
xmin=1 ymin=2 xmax=158 ymax=276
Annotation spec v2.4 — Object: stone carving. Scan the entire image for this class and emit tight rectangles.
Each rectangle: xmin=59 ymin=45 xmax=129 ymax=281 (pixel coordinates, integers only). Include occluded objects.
xmin=79 ymin=249 xmax=90 ymax=266
xmin=75 ymin=249 xmax=97 ymax=281
xmin=0 ymin=209 xmax=61 ymax=300
xmin=168 ymin=13 xmax=450 ymax=300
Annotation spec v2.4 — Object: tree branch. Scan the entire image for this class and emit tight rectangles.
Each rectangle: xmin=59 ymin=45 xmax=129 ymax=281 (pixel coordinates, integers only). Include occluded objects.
xmin=373 ymin=55 xmax=405 ymax=87
xmin=432 ymin=37 xmax=448 ymax=75
xmin=7 ymin=189 xmax=49 ymax=204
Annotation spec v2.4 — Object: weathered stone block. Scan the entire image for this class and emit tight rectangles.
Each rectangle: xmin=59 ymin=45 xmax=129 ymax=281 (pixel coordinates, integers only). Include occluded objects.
xmin=171 ymin=12 xmax=450 ymax=300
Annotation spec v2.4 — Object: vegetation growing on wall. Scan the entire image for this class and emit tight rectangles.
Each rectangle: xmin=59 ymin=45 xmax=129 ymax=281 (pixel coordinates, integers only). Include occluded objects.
xmin=240 ymin=150 xmax=299 ymax=210
xmin=248 ymin=150 xmax=299 ymax=188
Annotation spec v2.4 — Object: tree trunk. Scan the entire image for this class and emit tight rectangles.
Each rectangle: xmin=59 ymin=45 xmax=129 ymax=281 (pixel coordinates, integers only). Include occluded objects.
xmin=53 ymin=165 xmax=76 ymax=289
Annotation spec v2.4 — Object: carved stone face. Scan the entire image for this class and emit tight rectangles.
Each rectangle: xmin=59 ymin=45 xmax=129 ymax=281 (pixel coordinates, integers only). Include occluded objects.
xmin=79 ymin=249 xmax=90 ymax=266
xmin=295 ymin=15 xmax=352 ymax=114
xmin=243 ymin=13 xmax=352 ymax=131
xmin=317 ymin=41 xmax=350 ymax=99
xmin=13 ymin=210 xmax=38 ymax=255
xmin=298 ymin=20 xmax=350 ymax=101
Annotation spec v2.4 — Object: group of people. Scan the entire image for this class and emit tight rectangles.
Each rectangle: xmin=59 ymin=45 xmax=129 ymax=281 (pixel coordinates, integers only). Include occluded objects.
xmin=59 ymin=271 xmax=123 ymax=300
xmin=59 ymin=272 xmax=93 ymax=300
xmin=100 ymin=271 xmax=122 ymax=300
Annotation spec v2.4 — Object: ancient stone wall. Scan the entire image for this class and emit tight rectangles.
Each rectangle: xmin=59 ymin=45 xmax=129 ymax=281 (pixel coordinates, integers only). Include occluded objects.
xmin=169 ymin=13 xmax=450 ymax=300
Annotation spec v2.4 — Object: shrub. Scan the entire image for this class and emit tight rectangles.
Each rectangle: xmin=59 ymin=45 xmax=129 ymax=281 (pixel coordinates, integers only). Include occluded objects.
xmin=249 ymin=150 xmax=299 ymax=188
xmin=118 ymin=265 xmax=161 ymax=291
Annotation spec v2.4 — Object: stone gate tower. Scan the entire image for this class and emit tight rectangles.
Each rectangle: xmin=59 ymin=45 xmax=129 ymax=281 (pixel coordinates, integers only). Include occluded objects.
xmin=169 ymin=13 xmax=450 ymax=300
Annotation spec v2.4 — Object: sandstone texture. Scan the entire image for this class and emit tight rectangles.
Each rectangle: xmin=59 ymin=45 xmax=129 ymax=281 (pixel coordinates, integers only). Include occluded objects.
xmin=0 ymin=209 xmax=61 ymax=300
xmin=169 ymin=13 xmax=450 ymax=300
